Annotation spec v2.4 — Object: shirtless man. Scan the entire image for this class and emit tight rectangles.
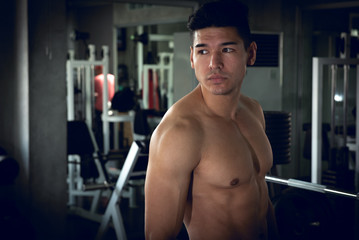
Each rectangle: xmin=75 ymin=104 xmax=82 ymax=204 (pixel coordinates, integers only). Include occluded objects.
xmin=145 ymin=0 xmax=278 ymax=239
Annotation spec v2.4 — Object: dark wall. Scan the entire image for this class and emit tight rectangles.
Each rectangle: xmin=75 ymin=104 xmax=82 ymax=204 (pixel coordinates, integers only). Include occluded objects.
xmin=28 ymin=0 xmax=68 ymax=238
xmin=0 ymin=0 xmax=16 ymax=155
xmin=0 ymin=0 xmax=68 ymax=239
xmin=70 ymin=3 xmax=114 ymax=72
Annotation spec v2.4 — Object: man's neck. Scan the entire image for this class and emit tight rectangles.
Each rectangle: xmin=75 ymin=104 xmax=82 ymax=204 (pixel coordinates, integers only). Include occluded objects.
xmin=198 ymin=85 xmax=242 ymax=120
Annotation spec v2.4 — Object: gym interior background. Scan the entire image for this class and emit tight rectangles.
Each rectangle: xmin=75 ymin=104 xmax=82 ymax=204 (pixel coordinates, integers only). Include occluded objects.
xmin=1 ymin=0 xmax=359 ymax=239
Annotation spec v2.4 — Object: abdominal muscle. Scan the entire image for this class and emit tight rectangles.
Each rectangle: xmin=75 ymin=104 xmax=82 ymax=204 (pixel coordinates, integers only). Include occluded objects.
xmin=184 ymin=173 xmax=269 ymax=240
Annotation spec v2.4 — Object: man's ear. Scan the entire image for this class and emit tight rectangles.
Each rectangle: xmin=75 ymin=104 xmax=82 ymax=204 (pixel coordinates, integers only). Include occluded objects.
xmin=247 ymin=42 xmax=257 ymax=66
xmin=190 ymin=46 xmax=194 ymax=69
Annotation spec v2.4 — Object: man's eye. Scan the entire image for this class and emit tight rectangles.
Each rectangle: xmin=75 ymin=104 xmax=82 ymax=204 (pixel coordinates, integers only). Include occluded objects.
xmin=198 ymin=49 xmax=208 ymax=55
xmin=223 ymin=48 xmax=234 ymax=53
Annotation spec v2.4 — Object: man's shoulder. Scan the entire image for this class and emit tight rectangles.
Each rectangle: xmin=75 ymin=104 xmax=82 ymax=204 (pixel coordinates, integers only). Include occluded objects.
xmin=240 ymin=94 xmax=263 ymax=114
xmin=239 ymin=94 xmax=265 ymax=127
xmin=240 ymin=94 xmax=261 ymax=108
xmin=153 ymin=98 xmax=203 ymax=142
xmin=149 ymin=99 xmax=203 ymax=168
xmin=157 ymin=106 xmax=202 ymax=137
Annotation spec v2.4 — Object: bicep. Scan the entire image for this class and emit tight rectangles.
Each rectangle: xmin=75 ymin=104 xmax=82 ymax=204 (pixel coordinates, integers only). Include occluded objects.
xmin=145 ymin=125 xmax=200 ymax=239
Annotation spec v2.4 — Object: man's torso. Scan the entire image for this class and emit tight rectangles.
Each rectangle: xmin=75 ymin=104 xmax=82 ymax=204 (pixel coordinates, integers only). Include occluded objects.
xmin=177 ymin=88 xmax=273 ymax=240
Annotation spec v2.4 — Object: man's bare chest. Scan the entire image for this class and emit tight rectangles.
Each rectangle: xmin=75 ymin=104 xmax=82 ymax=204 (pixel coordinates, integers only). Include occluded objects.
xmin=195 ymin=120 xmax=272 ymax=188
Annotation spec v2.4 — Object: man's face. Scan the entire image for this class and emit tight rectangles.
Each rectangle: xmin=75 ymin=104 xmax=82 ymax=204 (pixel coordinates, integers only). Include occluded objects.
xmin=190 ymin=26 xmax=256 ymax=96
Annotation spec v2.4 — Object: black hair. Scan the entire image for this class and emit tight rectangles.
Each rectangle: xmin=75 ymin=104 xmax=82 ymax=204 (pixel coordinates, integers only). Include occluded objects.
xmin=187 ymin=0 xmax=252 ymax=49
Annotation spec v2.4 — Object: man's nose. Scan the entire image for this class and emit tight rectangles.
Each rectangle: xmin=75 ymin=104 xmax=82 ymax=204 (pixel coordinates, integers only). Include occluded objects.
xmin=209 ymin=52 xmax=223 ymax=70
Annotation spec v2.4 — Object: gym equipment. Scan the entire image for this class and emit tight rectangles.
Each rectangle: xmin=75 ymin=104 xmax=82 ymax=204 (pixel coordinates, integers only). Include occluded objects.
xmin=82 ymin=141 xmax=359 ymax=240
xmin=142 ymin=53 xmax=173 ymax=110
xmin=67 ymin=45 xmax=110 ymax=128
xmin=267 ymin=175 xmax=359 ymax=240
xmin=89 ymin=149 xmax=359 ymax=240
xmin=273 ymin=188 xmax=336 ymax=240
xmin=67 ymin=44 xmax=121 ymax=154
xmin=311 ymin=57 xmax=359 ymax=187
xmin=67 ymin=120 xmax=109 ymax=222
xmin=264 ymin=111 xmax=292 ymax=165
xmin=94 ymin=140 xmax=148 ymax=240
xmin=265 ymin=176 xmax=359 ymax=200
xmin=311 ymin=57 xmax=359 ymax=239
xmin=134 ymin=26 xmax=174 ymax=110
xmin=67 ymin=46 xmax=115 ymax=221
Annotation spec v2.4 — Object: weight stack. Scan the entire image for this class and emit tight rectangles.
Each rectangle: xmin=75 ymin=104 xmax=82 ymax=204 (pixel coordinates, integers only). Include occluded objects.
xmin=264 ymin=111 xmax=292 ymax=165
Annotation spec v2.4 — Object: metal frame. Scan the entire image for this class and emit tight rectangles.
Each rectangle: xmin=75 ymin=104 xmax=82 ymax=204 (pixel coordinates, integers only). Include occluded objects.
xmin=311 ymin=57 xmax=359 ymax=189
xmin=96 ymin=141 xmax=146 ymax=240
xmin=266 ymin=175 xmax=359 ymax=200
xmin=67 ymin=45 xmax=109 ymax=125
xmin=66 ymin=45 xmax=110 ymax=220
xmin=136 ymin=29 xmax=175 ymax=110
xmin=142 ymin=52 xmax=174 ymax=109
xmin=102 ymin=111 xmax=135 ymax=154
xmin=69 ymin=44 xmax=135 ymax=155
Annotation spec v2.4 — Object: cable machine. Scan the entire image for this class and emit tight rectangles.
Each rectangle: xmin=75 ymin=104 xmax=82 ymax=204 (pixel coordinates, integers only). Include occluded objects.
xmin=66 ymin=45 xmax=111 ymax=221
xmin=135 ymin=26 xmax=175 ymax=110
xmin=311 ymin=57 xmax=359 ymax=189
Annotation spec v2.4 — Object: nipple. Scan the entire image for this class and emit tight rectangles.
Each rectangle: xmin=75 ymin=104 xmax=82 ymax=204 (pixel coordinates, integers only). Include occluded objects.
xmin=230 ymin=178 xmax=239 ymax=186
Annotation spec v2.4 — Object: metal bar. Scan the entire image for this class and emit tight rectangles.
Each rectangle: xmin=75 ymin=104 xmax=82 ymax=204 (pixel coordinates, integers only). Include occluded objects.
xmin=102 ymin=114 xmax=134 ymax=123
xmin=312 ymin=57 xmax=359 ymax=65
xmin=137 ymin=25 xmax=144 ymax=91
xmin=96 ymin=141 xmax=141 ymax=240
xmin=83 ymin=182 xmax=115 ymax=191
xmin=67 ymin=50 xmax=75 ymax=121
xmin=312 ymin=57 xmax=322 ymax=184
xmin=149 ymin=34 xmax=174 ymax=42
xmin=343 ymin=65 xmax=349 ymax=147
xmin=101 ymin=46 xmax=110 ymax=154
xmin=113 ymin=27 xmax=120 ymax=151
xmin=304 ymin=1 xmax=359 ymax=10
xmin=168 ymin=54 xmax=174 ymax=107
xmin=295 ymin=7 xmax=303 ymax=178
xmin=143 ymin=66 xmax=149 ymax=109
xmin=265 ymin=176 xmax=359 ymax=200
xmin=329 ymin=64 xmax=337 ymax=170
xmin=85 ymin=65 xmax=92 ymax=128
xmin=70 ymin=60 xmax=104 ymax=67
xmin=81 ymin=67 xmax=86 ymax=121
xmin=355 ymin=62 xmax=359 ymax=240
xmin=356 ymin=64 xmax=359 ymax=192
xmin=330 ymin=65 xmax=336 ymax=150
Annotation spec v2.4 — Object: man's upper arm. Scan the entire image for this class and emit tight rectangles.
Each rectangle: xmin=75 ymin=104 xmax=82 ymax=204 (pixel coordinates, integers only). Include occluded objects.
xmin=145 ymin=120 xmax=201 ymax=239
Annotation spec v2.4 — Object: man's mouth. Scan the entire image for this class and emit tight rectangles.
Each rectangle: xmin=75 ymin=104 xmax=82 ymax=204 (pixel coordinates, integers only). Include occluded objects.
xmin=208 ymin=74 xmax=226 ymax=83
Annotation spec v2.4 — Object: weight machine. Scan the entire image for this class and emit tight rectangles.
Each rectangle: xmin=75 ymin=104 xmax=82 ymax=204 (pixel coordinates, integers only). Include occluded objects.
xmin=135 ymin=26 xmax=175 ymax=110
xmin=142 ymin=52 xmax=174 ymax=110
xmin=66 ymin=45 xmax=113 ymax=221
xmin=311 ymin=57 xmax=359 ymax=187
xmin=311 ymin=57 xmax=359 ymax=239
xmin=93 ymin=140 xmax=147 ymax=240
xmin=67 ymin=43 xmax=157 ymax=230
